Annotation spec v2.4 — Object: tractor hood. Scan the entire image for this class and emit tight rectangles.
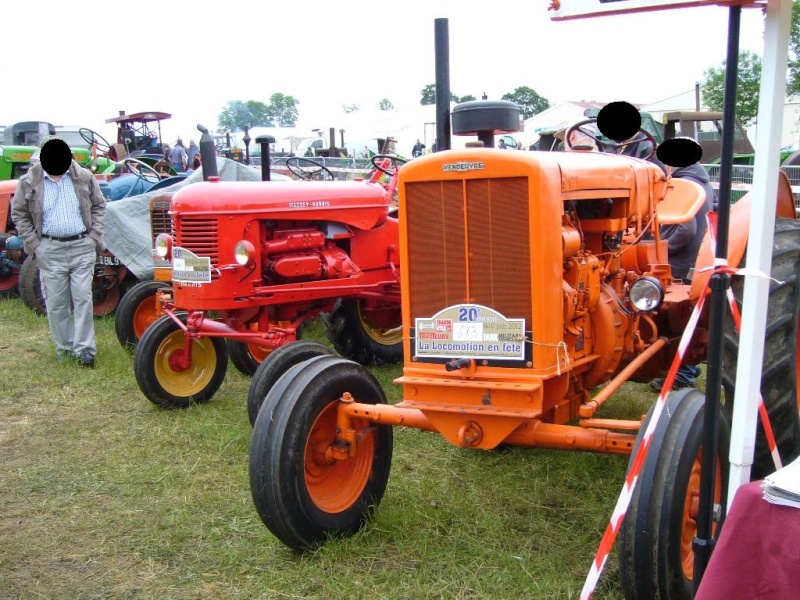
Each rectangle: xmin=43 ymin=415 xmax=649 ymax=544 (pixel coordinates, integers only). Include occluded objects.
xmin=170 ymin=180 xmax=391 ymax=231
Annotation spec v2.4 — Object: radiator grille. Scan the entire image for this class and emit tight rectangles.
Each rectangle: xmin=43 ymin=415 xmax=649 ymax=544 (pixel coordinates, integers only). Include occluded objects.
xmin=176 ymin=217 xmax=220 ymax=276
xmin=406 ymin=177 xmax=531 ymax=326
xmin=150 ymin=206 xmax=172 ymax=243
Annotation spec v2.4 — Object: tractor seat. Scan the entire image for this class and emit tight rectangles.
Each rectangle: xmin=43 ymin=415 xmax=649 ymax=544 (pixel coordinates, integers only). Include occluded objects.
xmin=656 ymin=178 xmax=707 ymax=225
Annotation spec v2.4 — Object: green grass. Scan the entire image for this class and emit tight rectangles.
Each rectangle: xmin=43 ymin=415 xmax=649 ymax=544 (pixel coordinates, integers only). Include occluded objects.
xmin=0 ymin=297 xmax=664 ymax=599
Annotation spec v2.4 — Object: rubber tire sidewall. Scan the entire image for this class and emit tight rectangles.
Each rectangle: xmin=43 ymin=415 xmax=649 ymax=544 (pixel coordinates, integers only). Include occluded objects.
xmin=246 ymin=340 xmax=335 ymax=427
xmin=114 ymin=280 xmax=171 ymax=349
xmin=134 ymin=312 xmax=229 ymax=409
xmin=249 ymin=356 xmax=393 ymax=550
xmin=322 ymin=298 xmax=402 ymax=365
xmin=722 ymin=217 xmax=800 ymax=480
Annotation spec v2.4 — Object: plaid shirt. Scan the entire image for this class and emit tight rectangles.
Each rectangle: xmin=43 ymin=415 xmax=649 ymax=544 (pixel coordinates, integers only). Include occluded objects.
xmin=42 ymin=172 xmax=86 ymax=237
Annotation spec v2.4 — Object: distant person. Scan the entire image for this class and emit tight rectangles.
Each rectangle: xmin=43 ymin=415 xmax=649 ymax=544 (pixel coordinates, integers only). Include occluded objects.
xmin=411 ymin=139 xmax=426 ymax=157
xmin=187 ymin=139 xmax=199 ymax=169
xmin=497 ymin=139 xmax=507 ymax=149
xmin=361 ymin=146 xmax=371 ymax=159
xmin=168 ymin=139 xmax=188 ymax=172
xmin=11 ymin=138 xmax=106 ymax=367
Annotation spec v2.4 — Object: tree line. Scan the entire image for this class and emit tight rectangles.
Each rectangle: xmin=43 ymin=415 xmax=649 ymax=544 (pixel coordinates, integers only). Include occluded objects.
xmin=219 ymin=1 xmax=800 ymax=136
xmin=701 ymin=0 xmax=800 ymax=127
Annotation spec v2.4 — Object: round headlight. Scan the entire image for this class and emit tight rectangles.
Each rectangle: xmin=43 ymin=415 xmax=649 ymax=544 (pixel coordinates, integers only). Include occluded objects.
xmin=155 ymin=233 xmax=173 ymax=258
xmin=234 ymin=240 xmax=256 ymax=266
xmin=630 ymin=276 xmax=664 ymax=312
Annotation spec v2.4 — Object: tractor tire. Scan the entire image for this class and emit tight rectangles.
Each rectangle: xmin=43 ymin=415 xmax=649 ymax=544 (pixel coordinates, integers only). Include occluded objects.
xmin=114 ymin=280 xmax=171 ymax=350
xmin=619 ymin=389 xmax=731 ymax=600
xmin=134 ymin=312 xmax=228 ymax=409
xmin=0 ymin=233 xmax=19 ymax=299
xmin=321 ymin=298 xmax=402 ymax=365
xmin=226 ymin=323 xmax=303 ymax=378
xmin=246 ymin=340 xmax=335 ymax=426
xmin=249 ymin=356 xmax=393 ymax=550
xmin=722 ymin=217 xmax=800 ymax=480
xmin=91 ymin=272 xmax=123 ymax=317
xmin=18 ymin=255 xmax=45 ymax=315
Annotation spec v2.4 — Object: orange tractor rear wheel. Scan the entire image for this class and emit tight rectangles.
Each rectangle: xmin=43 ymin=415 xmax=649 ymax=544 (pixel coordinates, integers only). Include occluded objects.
xmin=249 ymin=356 xmax=393 ymax=550
xmin=721 ymin=217 xmax=800 ymax=480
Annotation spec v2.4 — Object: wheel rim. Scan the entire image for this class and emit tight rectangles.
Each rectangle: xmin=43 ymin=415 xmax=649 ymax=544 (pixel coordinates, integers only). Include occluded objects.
xmin=356 ymin=303 xmax=402 ymax=346
xmin=154 ymin=330 xmax=219 ymax=397
xmin=680 ymin=452 xmax=722 ymax=579
xmin=304 ymin=401 xmax=374 ymax=513
xmin=93 ymin=284 xmax=120 ymax=316
xmin=0 ymin=273 xmax=19 ymax=292
xmin=133 ymin=294 xmax=162 ymax=339
xmin=247 ymin=343 xmax=271 ymax=364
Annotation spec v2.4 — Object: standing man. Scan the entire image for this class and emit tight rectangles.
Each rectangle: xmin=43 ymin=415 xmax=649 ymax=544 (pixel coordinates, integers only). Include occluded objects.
xmin=11 ymin=138 xmax=106 ymax=367
xmin=411 ymin=139 xmax=425 ymax=157
xmin=187 ymin=139 xmax=200 ymax=170
xmin=168 ymin=139 xmax=188 ymax=172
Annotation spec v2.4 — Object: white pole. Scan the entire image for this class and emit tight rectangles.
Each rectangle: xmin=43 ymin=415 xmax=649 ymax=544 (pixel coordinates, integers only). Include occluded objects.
xmin=727 ymin=0 xmax=792 ymax=508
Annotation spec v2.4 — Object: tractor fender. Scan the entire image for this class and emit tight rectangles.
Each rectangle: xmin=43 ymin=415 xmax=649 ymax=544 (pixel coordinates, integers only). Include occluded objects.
xmin=690 ymin=171 xmax=795 ymax=302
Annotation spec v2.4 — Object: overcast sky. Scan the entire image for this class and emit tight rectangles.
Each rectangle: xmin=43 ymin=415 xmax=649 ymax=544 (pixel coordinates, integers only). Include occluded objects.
xmin=5 ymin=1 xmax=768 ymax=144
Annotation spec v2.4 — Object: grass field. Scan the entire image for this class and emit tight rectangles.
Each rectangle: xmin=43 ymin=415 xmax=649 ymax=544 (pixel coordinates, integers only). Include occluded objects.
xmin=0 ymin=296 xmax=665 ymax=599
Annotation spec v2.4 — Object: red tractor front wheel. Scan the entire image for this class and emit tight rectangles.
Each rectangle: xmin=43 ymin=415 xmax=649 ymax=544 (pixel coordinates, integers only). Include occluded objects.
xmin=134 ymin=312 xmax=228 ymax=409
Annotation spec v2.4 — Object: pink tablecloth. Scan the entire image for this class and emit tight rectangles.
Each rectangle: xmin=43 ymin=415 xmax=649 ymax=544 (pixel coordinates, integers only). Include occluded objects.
xmin=695 ymin=480 xmax=800 ymax=599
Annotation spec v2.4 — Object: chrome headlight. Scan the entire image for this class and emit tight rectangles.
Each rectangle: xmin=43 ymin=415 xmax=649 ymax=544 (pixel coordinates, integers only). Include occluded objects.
xmin=630 ymin=276 xmax=664 ymax=312
xmin=234 ymin=240 xmax=256 ymax=266
xmin=155 ymin=233 xmax=173 ymax=258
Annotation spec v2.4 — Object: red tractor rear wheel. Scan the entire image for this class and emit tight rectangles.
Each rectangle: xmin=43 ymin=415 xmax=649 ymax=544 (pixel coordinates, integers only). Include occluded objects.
xmin=322 ymin=298 xmax=402 ymax=365
xmin=248 ymin=356 xmax=393 ymax=550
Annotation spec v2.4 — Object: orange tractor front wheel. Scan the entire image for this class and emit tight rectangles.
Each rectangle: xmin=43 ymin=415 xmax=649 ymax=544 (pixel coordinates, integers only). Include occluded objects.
xmin=618 ymin=389 xmax=730 ymax=600
xmin=248 ymin=356 xmax=393 ymax=550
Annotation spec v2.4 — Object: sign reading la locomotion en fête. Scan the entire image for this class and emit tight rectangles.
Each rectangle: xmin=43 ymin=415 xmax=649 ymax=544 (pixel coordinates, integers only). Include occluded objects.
xmin=415 ymin=304 xmax=526 ymax=360
xmin=548 ymin=0 xmax=765 ymax=20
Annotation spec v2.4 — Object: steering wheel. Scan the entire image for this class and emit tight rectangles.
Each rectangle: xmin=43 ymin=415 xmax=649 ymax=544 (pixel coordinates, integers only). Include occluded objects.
xmin=285 ymin=157 xmax=335 ymax=181
xmin=564 ymin=119 xmax=657 ymax=161
xmin=79 ymin=128 xmax=112 ymax=155
xmin=124 ymin=157 xmax=162 ymax=185
xmin=285 ymin=157 xmax=334 ymax=181
xmin=370 ymin=154 xmax=408 ymax=177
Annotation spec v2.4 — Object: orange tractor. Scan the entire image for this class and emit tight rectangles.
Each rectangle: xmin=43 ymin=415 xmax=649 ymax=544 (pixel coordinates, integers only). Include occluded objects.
xmin=247 ymin=118 xmax=800 ymax=598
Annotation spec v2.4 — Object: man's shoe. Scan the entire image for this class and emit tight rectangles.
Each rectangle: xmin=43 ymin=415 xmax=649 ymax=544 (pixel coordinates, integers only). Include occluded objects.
xmin=649 ymin=378 xmax=694 ymax=392
xmin=56 ymin=349 xmax=71 ymax=364
xmin=75 ymin=350 xmax=96 ymax=368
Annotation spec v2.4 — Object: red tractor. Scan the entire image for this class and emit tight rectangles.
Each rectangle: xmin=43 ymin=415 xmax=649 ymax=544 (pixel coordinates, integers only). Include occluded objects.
xmin=133 ymin=155 xmax=405 ymax=410
xmin=246 ymin=108 xmax=800 ymax=599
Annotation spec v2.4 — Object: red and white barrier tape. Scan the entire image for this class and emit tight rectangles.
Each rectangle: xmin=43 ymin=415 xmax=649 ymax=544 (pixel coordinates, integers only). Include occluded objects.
xmin=580 ymin=285 xmax=709 ymax=599
xmin=580 ymin=210 xmax=781 ymax=598
xmin=706 ymin=212 xmax=781 ymax=470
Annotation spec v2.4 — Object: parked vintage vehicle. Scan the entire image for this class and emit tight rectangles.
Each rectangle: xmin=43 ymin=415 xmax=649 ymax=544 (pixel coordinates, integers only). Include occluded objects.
xmin=132 ymin=155 xmax=405 ymax=409
xmin=246 ymin=105 xmax=800 ymax=600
